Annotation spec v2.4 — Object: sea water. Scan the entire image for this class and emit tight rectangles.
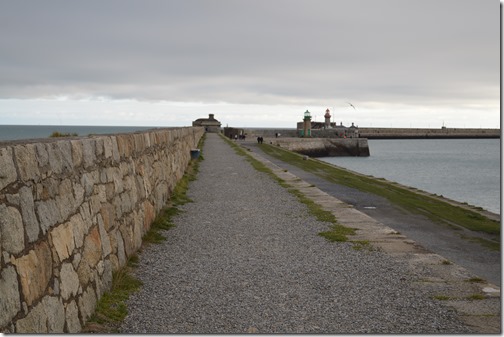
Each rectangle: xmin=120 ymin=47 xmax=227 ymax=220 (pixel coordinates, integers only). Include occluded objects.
xmin=319 ymin=139 xmax=501 ymax=214
xmin=0 ymin=125 xmax=158 ymax=141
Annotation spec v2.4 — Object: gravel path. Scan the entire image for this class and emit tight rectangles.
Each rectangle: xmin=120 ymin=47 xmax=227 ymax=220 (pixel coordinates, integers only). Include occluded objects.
xmin=120 ymin=133 xmax=469 ymax=334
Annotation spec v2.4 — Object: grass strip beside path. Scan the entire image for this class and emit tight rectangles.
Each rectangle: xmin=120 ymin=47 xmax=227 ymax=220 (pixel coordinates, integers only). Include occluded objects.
xmin=259 ymin=143 xmax=500 ymax=239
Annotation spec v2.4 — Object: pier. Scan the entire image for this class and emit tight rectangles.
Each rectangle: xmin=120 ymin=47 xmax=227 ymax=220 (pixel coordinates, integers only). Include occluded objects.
xmin=243 ymin=127 xmax=501 ymax=139
xmin=1 ymin=130 xmax=500 ymax=333
xmin=121 ymin=134 xmax=499 ymax=333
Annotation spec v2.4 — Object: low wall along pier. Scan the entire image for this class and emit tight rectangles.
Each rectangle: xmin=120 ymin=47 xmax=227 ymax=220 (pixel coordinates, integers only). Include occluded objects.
xmin=0 ymin=127 xmax=204 ymax=333
xmin=244 ymin=127 xmax=500 ymax=139
xmin=269 ymin=138 xmax=370 ymax=157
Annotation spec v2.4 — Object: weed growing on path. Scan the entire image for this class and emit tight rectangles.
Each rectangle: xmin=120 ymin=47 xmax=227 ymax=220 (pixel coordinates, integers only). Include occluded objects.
xmin=466 ymin=294 xmax=486 ymax=300
xmin=84 ymin=255 xmax=143 ymax=332
xmin=465 ymin=277 xmax=486 ymax=283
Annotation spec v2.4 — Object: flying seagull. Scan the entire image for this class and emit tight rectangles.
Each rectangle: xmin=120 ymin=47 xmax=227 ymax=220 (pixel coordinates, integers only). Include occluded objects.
xmin=347 ymin=102 xmax=356 ymax=110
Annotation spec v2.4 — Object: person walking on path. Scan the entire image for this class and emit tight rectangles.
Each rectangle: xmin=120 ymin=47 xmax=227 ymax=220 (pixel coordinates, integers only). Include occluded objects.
xmin=121 ymin=133 xmax=468 ymax=334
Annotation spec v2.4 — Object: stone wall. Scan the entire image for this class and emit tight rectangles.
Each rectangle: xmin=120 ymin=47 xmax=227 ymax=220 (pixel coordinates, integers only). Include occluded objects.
xmin=310 ymin=128 xmax=359 ymax=138
xmin=268 ymin=137 xmax=370 ymax=157
xmin=0 ymin=127 xmax=204 ymax=333
xmin=243 ymin=128 xmax=298 ymax=138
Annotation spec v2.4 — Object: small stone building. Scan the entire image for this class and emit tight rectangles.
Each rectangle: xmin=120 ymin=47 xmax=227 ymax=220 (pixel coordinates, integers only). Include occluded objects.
xmin=192 ymin=114 xmax=222 ymax=132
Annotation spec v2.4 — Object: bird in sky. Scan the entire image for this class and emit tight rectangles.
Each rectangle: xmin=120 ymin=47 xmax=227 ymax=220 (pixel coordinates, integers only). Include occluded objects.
xmin=347 ymin=102 xmax=356 ymax=110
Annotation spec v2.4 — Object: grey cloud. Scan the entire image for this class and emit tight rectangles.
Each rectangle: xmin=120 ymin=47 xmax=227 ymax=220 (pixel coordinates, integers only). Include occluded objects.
xmin=0 ymin=0 xmax=498 ymax=109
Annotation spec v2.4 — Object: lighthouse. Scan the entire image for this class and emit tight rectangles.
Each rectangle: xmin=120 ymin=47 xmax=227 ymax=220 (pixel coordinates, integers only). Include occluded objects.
xmin=324 ymin=108 xmax=332 ymax=129
xmin=303 ymin=110 xmax=312 ymax=137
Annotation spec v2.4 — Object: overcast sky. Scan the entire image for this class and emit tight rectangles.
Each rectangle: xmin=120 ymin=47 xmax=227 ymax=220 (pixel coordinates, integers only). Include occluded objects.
xmin=0 ymin=0 xmax=500 ymax=128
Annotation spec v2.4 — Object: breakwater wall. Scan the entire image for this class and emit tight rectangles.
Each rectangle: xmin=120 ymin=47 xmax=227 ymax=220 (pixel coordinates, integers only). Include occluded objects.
xmin=244 ymin=128 xmax=298 ymax=138
xmin=244 ymin=127 xmax=500 ymax=139
xmin=268 ymin=138 xmax=370 ymax=157
xmin=359 ymin=127 xmax=500 ymax=139
xmin=0 ymin=127 xmax=204 ymax=333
